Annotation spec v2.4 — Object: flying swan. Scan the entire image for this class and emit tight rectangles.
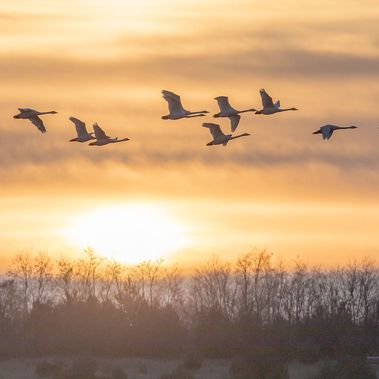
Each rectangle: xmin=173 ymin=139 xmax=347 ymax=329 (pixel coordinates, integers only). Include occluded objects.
xmin=213 ymin=96 xmax=256 ymax=132
xmin=312 ymin=124 xmax=358 ymax=140
xmin=89 ymin=123 xmax=130 ymax=146
xmin=255 ymin=89 xmax=297 ymax=115
xmin=13 ymin=108 xmax=57 ymax=133
xmin=68 ymin=117 xmax=95 ymax=142
xmin=161 ymin=90 xmax=208 ymax=120
xmin=203 ymin=123 xmax=250 ymax=146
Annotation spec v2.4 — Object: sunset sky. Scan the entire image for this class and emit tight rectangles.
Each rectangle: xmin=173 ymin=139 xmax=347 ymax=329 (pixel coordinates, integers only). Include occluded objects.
xmin=1 ymin=0 xmax=379 ymax=269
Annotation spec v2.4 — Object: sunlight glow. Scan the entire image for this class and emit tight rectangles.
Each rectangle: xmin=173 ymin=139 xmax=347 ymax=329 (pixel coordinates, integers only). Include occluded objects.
xmin=62 ymin=203 xmax=190 ymax=264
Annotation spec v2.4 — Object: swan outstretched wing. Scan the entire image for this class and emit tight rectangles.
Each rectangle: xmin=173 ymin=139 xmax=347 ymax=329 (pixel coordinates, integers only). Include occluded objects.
xmin=70 ymin=117 xmax=89 ymax=137
xmin=260 ymin=89 xmax=274 ymax=108
xmin=162 ymin=90 xmax=186 ymax=114
xmin=321 ymin=125 xmax=334 ymax=140
xmin=29 ymin=115 xmax=46 ymax=133
xmin=93 ymin=123 xmax=110 ymax=140
xmin=215 ymin=96 xmax=236 ymax=113
xmin=203 ymin=123 xmax=225 ymax=139
xmin=18 ymin=108 xmax=35 ymax=113
xmin=228 ymin=115 xmax=241 ymax=132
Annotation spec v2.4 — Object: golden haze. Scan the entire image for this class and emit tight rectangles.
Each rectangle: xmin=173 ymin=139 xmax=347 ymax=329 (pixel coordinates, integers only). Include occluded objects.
xmin=1 ymin=0 xmax=379 ymax=268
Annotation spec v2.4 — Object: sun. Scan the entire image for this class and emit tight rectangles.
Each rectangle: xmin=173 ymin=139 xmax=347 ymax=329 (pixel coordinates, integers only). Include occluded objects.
xmin=62 ymin=203 xmax=190 ymax=264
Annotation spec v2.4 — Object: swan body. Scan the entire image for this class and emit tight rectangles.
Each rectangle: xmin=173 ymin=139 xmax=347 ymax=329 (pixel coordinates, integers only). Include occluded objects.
xmin=68 ymin=117 xmax=95 ymax=142
xmin=213 ymin=96 xmax=256 ymax=132
xmin=161 ymin=90 xmax=208 ymax=120
xmin=313 ymin=124 xmax=358 ymax=140
xmin=255 ymin=89 xmax=297 ymax=115
xmin=203 ymin=123 xmax=250 ymax=146
xmin=88 ymin=123 xmax=130 ymax=146
xmin=13 ymin=108 xmax=57 ymax=133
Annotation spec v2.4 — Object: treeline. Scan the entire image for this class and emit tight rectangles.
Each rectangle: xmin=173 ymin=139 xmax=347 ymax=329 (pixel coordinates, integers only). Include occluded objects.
xmin=0 ymin=248 xmax=378 ymax=361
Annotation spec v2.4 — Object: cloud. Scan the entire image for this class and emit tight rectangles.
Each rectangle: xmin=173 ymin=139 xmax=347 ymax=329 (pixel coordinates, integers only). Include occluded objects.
xmin=0 ymin=122 xmax=378 ymax=173
xmin=1 ymin=47 xmax=378 ymax=95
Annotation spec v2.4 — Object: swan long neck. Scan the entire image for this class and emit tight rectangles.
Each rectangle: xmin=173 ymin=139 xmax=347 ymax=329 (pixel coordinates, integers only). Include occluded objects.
xmin=39 ymin=111 xmax=56 ymax=115
xmin=113 ymin=137 xmax=129 ymax=143
xmin=277 ymin=108 xmax=297 ymax=112
xmin=230 ymin=133 xmax=249 ymax=140
xmin=186 ymin=113 xmax=206 ymax=118
xmin=188 ymin=111 xmax=208 ymax=115
xmin=237 ymin=108 xmax=257 ymax=114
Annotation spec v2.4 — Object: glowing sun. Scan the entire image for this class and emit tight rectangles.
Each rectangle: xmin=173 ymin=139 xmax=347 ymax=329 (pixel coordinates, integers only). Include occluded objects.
xmin=63 ymin=203 xmax=189 ymax=263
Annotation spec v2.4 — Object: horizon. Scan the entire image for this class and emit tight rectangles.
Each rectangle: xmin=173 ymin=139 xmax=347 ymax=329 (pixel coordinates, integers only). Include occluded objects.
xmin=1 ymin=248 xmax=378 ymax=277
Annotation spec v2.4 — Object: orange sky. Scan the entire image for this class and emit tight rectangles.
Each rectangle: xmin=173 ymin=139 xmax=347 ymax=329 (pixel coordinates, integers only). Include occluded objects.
xmin=1 ymin=0 xmax=379 ymax=269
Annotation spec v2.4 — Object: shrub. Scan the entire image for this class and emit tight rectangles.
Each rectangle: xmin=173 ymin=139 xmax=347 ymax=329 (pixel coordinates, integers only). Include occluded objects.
xmin=313 ymin=356 xmax=376 ymax=379
xmin=110 ymin=367 xmax=128 ymax=379
xmin=137 ymin=362 xmax=147 ymax=374
xmin=160 ymin=367 xmax=195 ymax=379
xmin=54 ymin=357 xmax=98 ymax=379
xmin=230 ymin=352 xmax=289 ymax=379
xmin=182 ymin=352 xmax=203 ymax=370
xmin=35 ymin=360 xmax=63 ymax=377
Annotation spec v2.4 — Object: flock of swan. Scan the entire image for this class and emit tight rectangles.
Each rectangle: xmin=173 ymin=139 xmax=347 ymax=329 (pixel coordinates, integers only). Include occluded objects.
xmin=161 ymin=89 xmax=358 ymax=145
xmin=12 ymin=88 xmax=358 ymax=147
xmin=13 ymin=109 xmax=129 ymax=146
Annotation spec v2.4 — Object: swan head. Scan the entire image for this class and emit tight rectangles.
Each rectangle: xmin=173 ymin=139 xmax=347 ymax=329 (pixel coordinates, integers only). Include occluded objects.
xmin=290 ymin=108 xmax=298 ymax=111
xmin=161 ymin=115 xmax=170 ymax=120
xmin=255 ymin=110 xmax=263 ymax=114
xmin=350 ymin=126 xmax=358 ymax=129
xmin=13 ymin=115 xmax=20 ymax=119
xmin=206 ymin=141 xmax=214 ymax=146
xmin=213 ymin=114 xmax=220 ymax=118
xmin=69 ymin=138 xmax=77 ymax=142
xmin=88 ymin=141 xmax=97 ymax=146
xmin=50 ymin=111 xmax=58 ymax=114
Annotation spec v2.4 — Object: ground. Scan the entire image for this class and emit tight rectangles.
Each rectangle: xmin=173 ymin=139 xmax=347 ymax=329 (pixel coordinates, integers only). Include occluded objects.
xmin=0 ymin=357 xmax=378 ymax=379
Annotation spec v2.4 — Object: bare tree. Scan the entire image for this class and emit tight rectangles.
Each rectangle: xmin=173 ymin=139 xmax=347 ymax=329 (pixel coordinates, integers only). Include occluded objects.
xmin=32 ymin=251 xmax=53 ymax=305
xmin=56 ymin=257 xmax=77 ymax=303
xmin=98 ymin=259 xmax=124 ymax=303
xmin=7 ymin=250 xmax=33 ymax=317
xmin=76 ymin=247 xmax=104 ymax=300
xmin=236 ymin=250 xmax=274 ymax=323
xmin=161 ymin=265 xmax=184 ymax=311
xmin=134 ymin=259 xmax=163 ymax=307
xmin=0 ymin=279 xmax=22 ymax=321
xmin=191 ymin=256 xmax=237 ymax=319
